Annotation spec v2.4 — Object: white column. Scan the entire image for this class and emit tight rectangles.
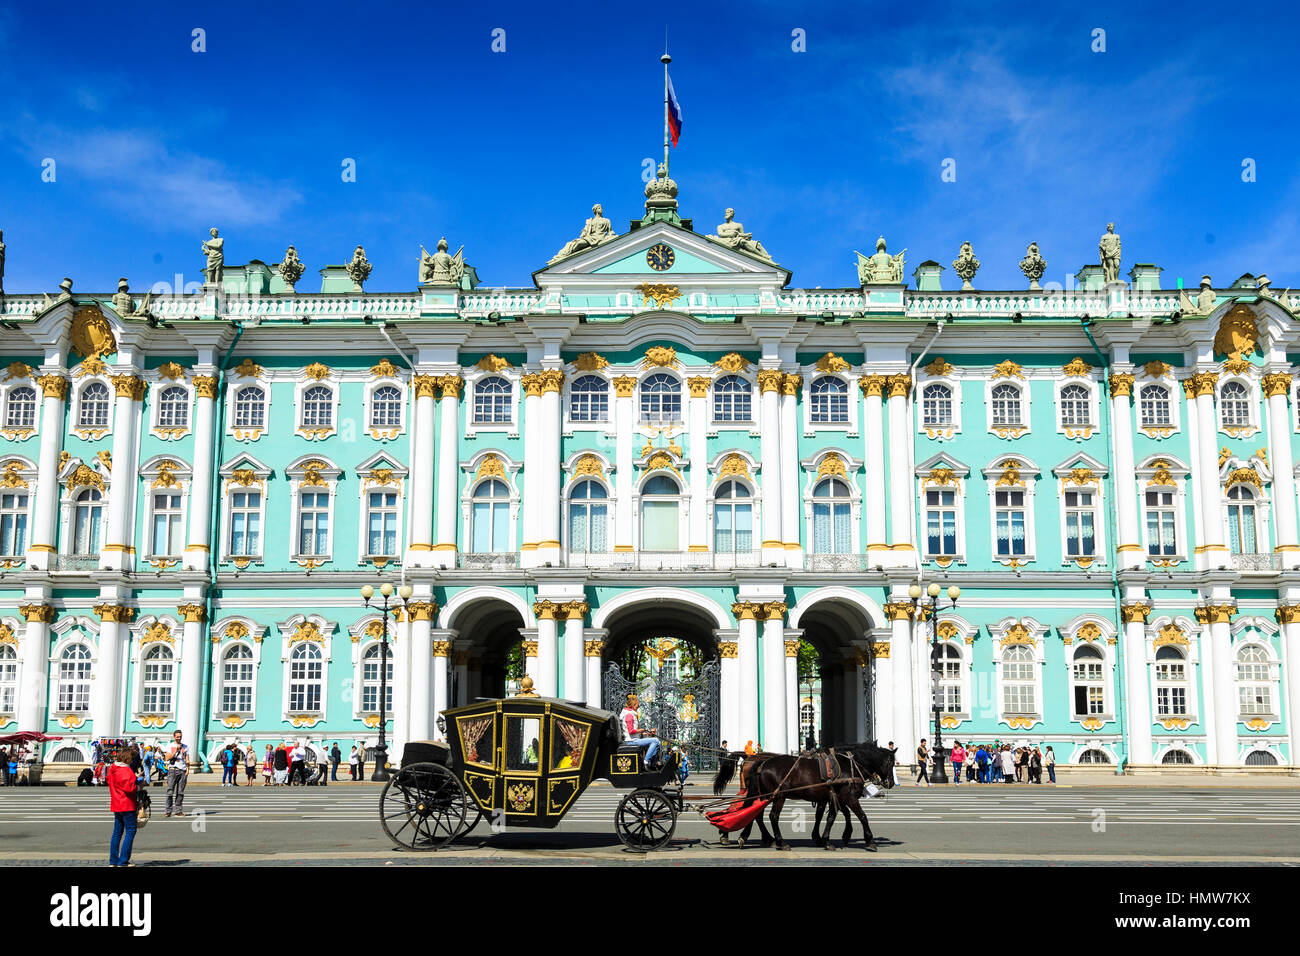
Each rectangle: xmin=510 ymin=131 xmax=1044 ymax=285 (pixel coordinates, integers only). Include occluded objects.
xmin=871 ymin=638 xmax=894 ymax=748
xmin=757 ymin=370 xmax=784 ymax=565
xmin=1265 ymin=375 xmax=1300 ymax=568
xmin=1110 ymin=375 xmax=1144 ymax=570
xmin=521 ymin=628 xmax=539 ymax=685
xmin=91 ymin=604 xmax=129 ymax=736
xmin=407 ymin=375 xmax=437 ymax=566
xmin=391 ymin=614 xmax=411 ymax=758
xmin=100 ymin=373 xmax=144 ymax=572
xmin=183 ymin=374 xmax=219 ymax=572
xmin=16 ymin=604 xmax=54 ymax=732
xmin=780 ymin=375 xmax=802 ymax=568
xmin=687 ymin=377 xmax=710 ymax=553
xmin=886 ymin=376 xmax=914 ymax=560
xmin=735 ymin=608 xmax=760 ymax=747
xmin=175 ymin=603 xmax=206 ymax=757
xmin=613 ymin=377 xmax=636 ymax=553
xmin=718 ymin=636 xmax=739 ymax=750
xmin=406 ymin=601 xmax=435 ymax=742
xmin=1206 ymin=606 xmax=1238 ymax=767
xmin=435 ymin=375 xmax=463 ymax=567
xmin=855 ymin=653 xmax=870 ymax=742
xmin=1280 ymin=608 xmax=1300 ymax=767
xmin=26 ymin=373 xmax=67 ymax=570
xmin=860 ymin=377 xmax=888 ymax=560
xmin=761 ymin=607 xmax=788 ymax=753
xmin=1192 ymin=376 xmax=1228 ymax=569
xmin=584 ymin=630 xmax=608 ymax=709
xmin=562 ymin=603 xmax=587 ymax=703
xmin=537 ymin=371 xmax=564 ymax=565
xmin=888 ymin=603 xmax=916 ymax=762
xmin=1121 ymin=608 xmax=1153 ymax=765
xmin=520 ymin=375 xmax=542 ymax=566
xmin=784 ymin=638 xmax=799 ymax=749
xmin=534 ymin=605 xmax=559 ymax=697
xmin=431 ymin=633 xmax=451 ymax=740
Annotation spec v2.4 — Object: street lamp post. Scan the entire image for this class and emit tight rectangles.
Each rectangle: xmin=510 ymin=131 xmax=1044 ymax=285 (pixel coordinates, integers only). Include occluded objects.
xmin=360 ymin=582 xmax=412 ymax=782
xmin=909 ymin=581 xmax=961 ymax=785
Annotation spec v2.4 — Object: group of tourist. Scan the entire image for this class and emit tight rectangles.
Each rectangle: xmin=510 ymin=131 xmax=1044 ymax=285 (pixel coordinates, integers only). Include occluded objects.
xmin=909 ymin=740 xmax=1056 ymax=786
xmin=1 ymin=745 xmax=31 ymax=785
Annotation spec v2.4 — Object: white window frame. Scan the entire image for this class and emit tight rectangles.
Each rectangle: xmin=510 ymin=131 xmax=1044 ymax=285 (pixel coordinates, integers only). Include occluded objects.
xmin=709 ymin=476 xmax=757 ymax=556
xmin=295 ymin=377 xmax=339 ymax=440
xmin=286 ymin=456 xmax=341 ymax=566
xmin=0 ymin=639 xmax=18 ymax=717
xmin=139 ymin=456 xmax=193 ymax=565
xmin=48 ymin=620 xmax=99 ymax=720
xmin=348 ymin=631 xmax=395 ymax=721
xmin=1068 ymin=641 xmax=1113 ymax=724
xmin=1146 ymin=618 xmax=1200 ymax=727
xmin=459 ymin=452 xmax=522 ymax=554
xmin=149 ymin=378 xmax=193 ymax=441
xmin=982 ymin=457 xmax=1039 ymax=566
xmin=638 ymin=371 xmax=685 ymax=427
xmin=1136 ymin=456 xmax=1190 ymax=565
xmin=1136 ymin=377 xmax=1180 ymax=439
xmin=218 ymin=456 xmax=271 ymax=566
xmin=277 ymin=614 xmax=334 ymax=724
xmin=127 ymin=616 xmax=182 ymax=724
xmin=228 ymin=375 xmax=272 ymax=442
xmin=70 ymin=375 xmax=113 ymax=441
xmin=364 ymin=377 xmax=408 ymax=441
xmin=55 ymin=457 xmax=110 ymax=560
xmin=356 ymin=457 xmax=408 ymax=565
xmin=563 ymin=473 xmax=614 ymax=558
xmin=991 ymin=617 xmax=1047 ymax=730
xmin=0 ymin=374 xmax=40 ymax=442
xmin=915 ymin=455 xmax=970 ymax=566
xmin=711 ymin=374 xmax=756 ymax=427
xmin=565 ymin=373 xmax=613 ymax=431
xmin=934 ymin=640 xmax=968 ymax=718
xmin=0 ymin=456 xmax=36 ymax=561
xmin=804 ymin=375 xmax=855 ymax=431
xmin=1055 ymin=375 xmax=1099 ymax=440
xmin=464 ymin=367 xmax=521 ymax=436
xmin=918 ymin=375 xmax=961 ymax=440
xmin=1233 ymin=638 xmax=1281 ymax=721
xmin=1217 ymin=375 xmax=1260 ymax=439
xmin=800 ymin=450 xmax=863 ymax=558
xmin=634 ymin=468 xmax=689 ymax=552
xmin=1053 ymin=456 xmax=1108 ymax=568
xmin=984 ymin=372 xmax=1029 ymax=439
xmin=210 ymin=617 xmax=266 ymax=722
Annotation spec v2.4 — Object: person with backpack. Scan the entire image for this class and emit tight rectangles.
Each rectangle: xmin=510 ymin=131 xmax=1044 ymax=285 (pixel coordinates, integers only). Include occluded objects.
xmin=106 ymin=740 xmax=139 ymax=867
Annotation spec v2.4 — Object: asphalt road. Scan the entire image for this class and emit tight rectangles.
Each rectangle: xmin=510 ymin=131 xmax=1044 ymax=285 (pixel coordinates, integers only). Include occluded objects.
xmin=3 ymin=782 xmax=1299 ymax=865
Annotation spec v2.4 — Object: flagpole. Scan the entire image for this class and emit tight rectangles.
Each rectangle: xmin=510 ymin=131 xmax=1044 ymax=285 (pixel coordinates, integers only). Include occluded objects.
xmin=661 ymin=50 xmax=671 ymax=175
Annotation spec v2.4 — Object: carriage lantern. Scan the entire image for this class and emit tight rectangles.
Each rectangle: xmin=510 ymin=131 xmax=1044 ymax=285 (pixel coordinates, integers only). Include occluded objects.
xmin=360 ymin=582 xmax=412 ymax=781
xmin=909 ymin=582 xmax=960 ymax=784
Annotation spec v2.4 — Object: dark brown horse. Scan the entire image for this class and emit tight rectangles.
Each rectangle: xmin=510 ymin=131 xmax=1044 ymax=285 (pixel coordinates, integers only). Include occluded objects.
xmin=712 ymin=743 xmax=895 ymax=850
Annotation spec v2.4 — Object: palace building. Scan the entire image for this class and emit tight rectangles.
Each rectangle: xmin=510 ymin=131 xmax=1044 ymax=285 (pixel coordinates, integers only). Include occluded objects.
xmin=0 ymin=171 xmax=1297 ymax=773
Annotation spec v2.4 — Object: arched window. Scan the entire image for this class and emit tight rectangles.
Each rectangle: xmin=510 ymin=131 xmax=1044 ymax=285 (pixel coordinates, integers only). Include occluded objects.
xmin=1001 ymin=644 xmax=1036 ymax=716
xmin=1059 ymin=384 xmax=1091 ymax=427
xmin=1220 ymin=381 xmax=1251 ymax=427
xmin=713 ymin=375 xmax=752 ymax=423
xmin=990 ymin=383 xmax=1022 ymax=426
xmin=921 ymin=383 xmax=952 ymax=427
xmin=5 ymin=386 xmax=36 ymax=429
xmin=1154 ymin=645 xmax=1188 ymax=717
xmin=1245 ymin=750 xmax=1279 ymax=766
xmin=0 ymin=488 xmax=28 ymax=557
xmin=640 ymin=474 xmax=680 ymax=551
xmin=157 ymin=386 xmax=189 ymax=430
xmin=1139 ymin=384 xmax=1171 ymax=428
xmin=713 ymin=480 xmax=753 ymax=553
xmin=361 ymin=643 xmax=393 ymax=714
xmin=57 ymin=643 xmax=92 ymax=712
xmin=810 ymin=377 xmax=848 ymax=424
xmin=298 ymin=489 xmax=330 ymax=556
xmin=78 ymin=382 xmax=111 ymax=429
xmin=567 ymin=479 xmax=608 ymax=553
xmin=1226 ymin=485 xmax=1258 ymax=554
xmin=1078 ymin=748 xmax=1111 ymax=764
xmin=640 ymin=373 xmax=681 ymax=423
xmin=473 ymin=377 xmax=512 ymax=424
xmin=471 ymin=479 xmax=511 ymax=552
xmin=141 ymin=644 xmax=175 ymax=714
xmin=0 ymin=645 xmax=16 ymax=714
xmin=812 ymin=478 xmax=851 ymax=554
xmin=1235 ymin=644 xmax=1275 ymax=718
xmin=221 ymin=644 xmax=255 ymax=714
xmin=936 ymin=644 xmax=962 ymax=712
xmin=1071 ymin=644 xmax=1105 ymax=717
xmin=1161 ymin=749 xmax=1194 ymax=766
xmin=370 ymin=385 xmax=402 ymax=429
xmin=301 ymin=385 xmax=333 ymax=430
xmin=71 ymin=488 xmax=103 ymax=555
xmin=288 ymin=643 xmax=323 ymax=712
xmin=233 ymin=386 xmax=266 ymax=429
xmin=568 ymin=375 xmax=608 ymax=423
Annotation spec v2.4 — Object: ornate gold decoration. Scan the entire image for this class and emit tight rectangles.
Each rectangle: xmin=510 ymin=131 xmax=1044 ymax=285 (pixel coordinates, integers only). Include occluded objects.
xmin=1143 ymin=361 xmax=1172 ymax=379
xmin=70 ymin=305 xmax=117 ymax=360
xmin=299 ymin=460 xmax=329 ymax=487
xmin=66 ymin=464 xmax=104 ymax=492
xmin=560 ymin=600 xmax=590 ymax=621
xmin=227 ymin=468 xmax=261 ymax=489
xmin=58 ymin=714 xmax=86 ymax=729
xmin=992 ymin=360 xmax=1024 ymax=380
xmin=303 ymin=362 xmax=331 ymax=380
xmin=289 ymin=621 xmax=325 ymax=644
xmin=1081 ymin=717 xmax=1104 ymax=731
xmin=1257 ymin=447 xmax=1269 ymax=466
xmin=761 ymin=601 xmax=788 ymax=622
xmin=1062 ymin=357 xmax=1092 ymax=377
xmin=1120 ymin=603 xmax=1151 ymax=624
xmin=234 ymin=358 xmax=263 ymax=378
xmin=994 ymin=460 xmax=1023 ymax=486
xmin=75 ymin=356 xmax=107 ymax=379
xmin=407 ymin=601 xmax=437 ymax=622
xmin=1244 ymin=718 xmax=1272 ymax=732
xmin=413 ymin=375 xmax=438 ymax=399
xmin=756 ymin=369 xmax=784 ymax=393
xmin=221 ymin=621 xmax=249 ymax=640
xmin=783 ymin=640 xmax=800 ymax=658
xmin=3 ymin=362 xmax=32 ymax=381
xmin=1064 ymin=467 xmax=1096 ymax=486
xmin=886 ymin=373 xmax=911 ymax=398
xmin=816 ymin=454 xmax=847 ymax=479
xmin=1262 ymin=373 xmax=1292 ymax=398
xmin=1153 ymin=623 xmax=1188 ymax=648
xmin=437 ymin=374 xmax=464 ymax=399
xmin=111 ymin=374 xmax=146 ymax=400
xmin=156 ymin=362 xmax=186 ymax=381
xmin=1222 ymin=356 xmax=1252 ymax=375
xmin=508 ymin=782 xmax=536 ymax=812
xmin=93 ymin=603 xmax=135 ymax=623
xmin=924 ymin=356 xmax=955 ymax=377
xmin=730 ymin=602 xmax=764 ymax=621
xmin=475 ymin=354 xmax=513 ymax=372
xmin=431 ymin=640 xmax=452 ymax=658
xmin=923 ymin=468 xmax=957 ymax=489
xmin=20 ymin=604 xmax=56 ymax=624
xmin=1109 ymin=373 xmax=1135 ymax=398
xmin=37 ymin=373 xmax=68 ymax=399
xmin=475 ymin=454 xmax=506 ymax=480
xmin=141 ymin=620 xmax=174 ymax=646
xmin=612 ymin=375 xmax=637 ymax=397
xmin=882 ymin=602 xmax=915 ymax=622
xmin=1213 ymin=304 xmax=1259 ymax=364
xmin=642 ymin=345 xmax=679 ymax=369
xmin=1188 ymin=371 xmax=1218 ymax=397
xmin=687 ymin=376 xmax=711 ymax=398
xmin=537 ymin=368 xmax=565 ymax=393
xmin=870 ymin=642 xmax=890 ymax=659
xmin=815 ymin=352 xmax=850 ymax=373
xmin=643 ymin=450 xmax=680 ymax=478
xmin=370 ymin=358 xmax=400 ymax=379
xmin=999 ymin=623 xmax=1034 ymax=647
xmin=940 ymin=716 xmax=962 ymax=729
xmin=150 ymin=461 xmax=181 ymax=489
xmin=0 ymin=624 xmax=15 ymax=645
xmin=858 ymin=375 xmax=885 ymax=398
xmin=1275 ymin=604 xmax=1300 ymax=625
xmin=714 ymin=352 xmax=752 ymax=374
xmin=218 ymin=714 xmax=246 ymax=729
xmin=135 ymin=715 xmax=169 ymax=729
xmin=1195 ymin=604 xmax=1234 ymax=625
xmin=636 ymin=284 xmax=683 ymax=309
xmin=175 ymin=604 xmax=206 ymax=624
xmin=1076 ymin=622 xmax=1102 ymax=644
xmin=1147 ymin=461 xmax=1176 ymax=487
xmin=1159 ymin=718 xmax=1191 ymax=731
xmin=1005 ymin=716 xmax=1035 ymax=730
xmin=0 ymin=461 xmax=28 ymax=489
xmin=571 ymin=454 xmax=606 ymax=480
xmin=572 ymin=352 xmax=609 ymax=372
xmin=585 ymin=639 xmax=607 ymax=657
xmin=289 ymin=715 xmax=322 ymax=728
xmin=191 ymin=375 xmax=218 ymax=400
xmin=717 ymin=453 xmax=751 ymax=480
xmin=1226 ymin=467 xmax=1262 ymax=489
xmin=520 ymin=373 xmax=541 ymax=397
xmin=532 ymin=600 xmax=561 ymax=621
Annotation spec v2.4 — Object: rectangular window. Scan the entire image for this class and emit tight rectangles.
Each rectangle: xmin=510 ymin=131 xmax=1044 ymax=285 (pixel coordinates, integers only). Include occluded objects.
xmin=0 ymin=492 xmax=28 ymax=557
xmin=366 ymin=491 xmax=399 ymax=557
xmin=1003 ymin=684 xmax=1035 ymax=715
xmin=151 ymin=493 xmax=183 ymax=557
xmin=994 ymin=490 xmax=1027 ymax=557
xmin=925 ymin=489 xmax=958 ymax=557
xmin=1073 ymin=684 xmax=1104 ymax=716
xmin=1156 ymin=685 xmax=1187 ymax=716
xmin=229 ymin=491 xmax=262 ymax=557
xmin=298 ymin=491 xmax=330 ymax=556
xmin=1239 ymin=685 xmax=1272 ymax=717
xmin=1064 ymin=490 xmax=1096 ymax=557
xmin=1145 ymin=489 xmax=1177 ymax=556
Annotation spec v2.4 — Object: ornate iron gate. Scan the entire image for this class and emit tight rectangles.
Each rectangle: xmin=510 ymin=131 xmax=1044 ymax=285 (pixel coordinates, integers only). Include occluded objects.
xmin=603 ymin=659 xmax=721 ymax=773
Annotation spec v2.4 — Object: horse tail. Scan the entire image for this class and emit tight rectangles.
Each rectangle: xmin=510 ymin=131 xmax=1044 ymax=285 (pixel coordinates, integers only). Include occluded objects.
xmin=713 ymin=752 xmax=741 ymax=795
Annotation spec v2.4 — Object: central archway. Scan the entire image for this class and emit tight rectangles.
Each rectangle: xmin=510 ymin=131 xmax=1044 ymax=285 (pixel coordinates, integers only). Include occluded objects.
xmin=443 ymin=594 xmax=529 ymax=702
xmin=790 ymin=589 xmax=880 ymax=747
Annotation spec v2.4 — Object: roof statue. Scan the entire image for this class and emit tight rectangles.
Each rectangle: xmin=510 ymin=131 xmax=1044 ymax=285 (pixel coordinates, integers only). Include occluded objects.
xmin=346 ymin=245 xmax=372 ymax=291
xmin=643 ymin=162 xmax=679 ymax=217
xmin=202 ymin=227 xmax=224 ymax=286
xmin=108 ymin=278 xmax=151 ymax=318
xmin=550 ymin=203 xmax=619 ymax=264
xmin=1178 ymin=275 xmax=1217 ymax=315
xmin=709 ymin=208 xmax=772 ymax=262
xmin=857 ymin=236 xmax=906 ymax=285
xmin=1099 ymin=222 xmax=1122 ymax=284
xmin=1019 ymin=242 xmax=1046 ymax=290
xmin=278 ymin=246 xmax=306 ymax=293
xmin=952 ymin=241 xmax=980 ymax=290
xmin=420 ymin=237 xmax=467 ymax=287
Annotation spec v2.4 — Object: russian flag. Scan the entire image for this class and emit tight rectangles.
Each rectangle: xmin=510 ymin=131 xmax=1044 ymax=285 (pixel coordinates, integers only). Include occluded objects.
xmin=667 ymin=73 xmax=683 ymax=147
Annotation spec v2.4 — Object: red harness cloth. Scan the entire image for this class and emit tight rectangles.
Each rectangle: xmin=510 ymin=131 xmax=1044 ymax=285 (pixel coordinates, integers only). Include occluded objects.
xmin=706 ymin=788 xmax=770 ymax=834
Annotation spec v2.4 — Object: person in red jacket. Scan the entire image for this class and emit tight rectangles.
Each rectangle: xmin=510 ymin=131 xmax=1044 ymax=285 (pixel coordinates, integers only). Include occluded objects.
xmin=105 ymin=739 xmax=139 ymax=867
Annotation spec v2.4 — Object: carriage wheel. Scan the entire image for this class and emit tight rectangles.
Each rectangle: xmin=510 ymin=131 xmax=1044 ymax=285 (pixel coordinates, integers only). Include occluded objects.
xmin=379 ymin=762 xmax=469 ymax=851
xmin=615 ymin=788 xmax=677 ymax=852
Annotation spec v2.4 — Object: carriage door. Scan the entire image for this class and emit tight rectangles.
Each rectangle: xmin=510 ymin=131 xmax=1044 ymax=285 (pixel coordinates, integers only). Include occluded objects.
xmin=498 ymin=709 xmax=544 ymax=822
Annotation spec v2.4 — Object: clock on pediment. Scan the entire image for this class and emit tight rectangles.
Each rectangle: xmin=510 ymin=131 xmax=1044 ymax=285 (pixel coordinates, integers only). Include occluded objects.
xmin=646 ymin=243 xmax=675 ymax=271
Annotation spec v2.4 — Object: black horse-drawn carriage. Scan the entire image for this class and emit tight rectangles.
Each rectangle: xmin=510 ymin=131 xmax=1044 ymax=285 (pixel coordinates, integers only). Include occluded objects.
xmin=379 ymin=694 xmax=682 ymax=852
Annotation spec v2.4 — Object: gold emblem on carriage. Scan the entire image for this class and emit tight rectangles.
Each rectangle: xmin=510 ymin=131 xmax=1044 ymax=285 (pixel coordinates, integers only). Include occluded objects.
xmin=507 ymin=782 xmax=535 ymax=812
xmin=615 ymin=755 xmax=635 ymax=773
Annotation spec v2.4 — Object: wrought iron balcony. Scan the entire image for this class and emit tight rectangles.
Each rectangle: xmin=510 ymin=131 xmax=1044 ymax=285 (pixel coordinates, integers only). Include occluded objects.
xmin=1229 ymin=552 xmax=1282 ymax=572
xmin=804 ymin=554 xmax=872 ymax=572
xmin=456 ymin=552 xmax=520 ymax=571
xmin=51 ymin=554 xmax=101 ymax=572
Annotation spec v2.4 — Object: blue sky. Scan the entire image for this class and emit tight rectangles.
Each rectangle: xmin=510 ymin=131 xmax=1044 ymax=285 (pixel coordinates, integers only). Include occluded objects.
xmin=1 ymin=0 xmax=1298 ymax=294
